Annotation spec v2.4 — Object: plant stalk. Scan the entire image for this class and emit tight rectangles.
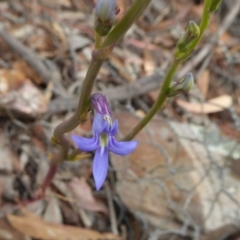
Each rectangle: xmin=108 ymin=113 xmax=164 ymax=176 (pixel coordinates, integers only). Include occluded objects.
xmin=123 ymin=0 xmax=213 ymax=141
xmin=40 ymin=0 xmax=153 ymax=196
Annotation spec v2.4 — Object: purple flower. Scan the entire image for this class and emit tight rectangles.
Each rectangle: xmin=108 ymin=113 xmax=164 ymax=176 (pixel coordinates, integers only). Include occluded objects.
xmin=72 ymin=112 xmax=137 ymax=190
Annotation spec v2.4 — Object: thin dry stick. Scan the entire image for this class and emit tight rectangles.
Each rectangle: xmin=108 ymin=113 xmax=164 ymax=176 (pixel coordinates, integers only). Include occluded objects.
xmin=0 ymin=29 xmax=51 ymax=82
xmin=106 ymin=183 xmax=118 ymax=235
xmin=0 ymin=29 xmax=67 ymax=96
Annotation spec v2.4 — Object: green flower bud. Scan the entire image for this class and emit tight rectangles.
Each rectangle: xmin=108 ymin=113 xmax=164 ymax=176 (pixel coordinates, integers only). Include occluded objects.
xmin=177 ymin=21 xmax=200 ymax=52
xmin=209 ymin=0 xmax=222 ymax=13
xmin=168 ymin=72 xmax=194 ymax=97
xmin=94 ymin=0 xmax=116 ymax=36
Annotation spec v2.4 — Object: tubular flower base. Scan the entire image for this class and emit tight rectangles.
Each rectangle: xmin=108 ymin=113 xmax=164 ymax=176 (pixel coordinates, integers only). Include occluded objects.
xmin=72 ymin=112 xmax=137 ymax=190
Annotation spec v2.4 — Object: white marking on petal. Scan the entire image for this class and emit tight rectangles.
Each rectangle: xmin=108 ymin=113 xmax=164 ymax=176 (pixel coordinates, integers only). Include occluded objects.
xmin=97 ymin=102 xmax=102 ymax=112
xmin=103 ymin=115 xmax=112 ymax=126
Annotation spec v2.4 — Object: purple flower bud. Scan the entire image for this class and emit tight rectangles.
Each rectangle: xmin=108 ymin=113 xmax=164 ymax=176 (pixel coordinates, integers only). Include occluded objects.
xmin=94 ymin=0 xmax=116 ymax=36
xmin=91 ymin=93 xmax=112 ymax=116
xmin=95 ymin=0 xmax=116 ymax=23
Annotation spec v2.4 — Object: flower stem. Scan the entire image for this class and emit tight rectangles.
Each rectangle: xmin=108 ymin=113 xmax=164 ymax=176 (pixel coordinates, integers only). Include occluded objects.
xmin=41 ymin=0 xmax=153 ymax=195
xmin=95 ymin=31 xmax=102 ymax=49
xmin=123 ymin=0 xmax=213 ymax=141
xmin=39 ymin=162 xmax=58 ymax=197
xmin=102 ymin=0 xmax=151 ymax=48
xmin=123 ymin=60 xmax=178 ymax=141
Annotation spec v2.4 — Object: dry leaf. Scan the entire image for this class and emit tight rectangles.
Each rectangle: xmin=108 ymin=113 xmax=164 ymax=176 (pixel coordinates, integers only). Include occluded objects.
xmin=197 ymin=70 xmax=210 ymax=99
xmin=28 ymin=31 xmax=55 ymax=52
xmin=11 ymin=25 xmax=35 ymax=39
xmin=8 ymin=80 xmax=48 ymax=116
xmin=0 ymin=176 xmax=18 ymax=200
xmin=200 ymin=224 xmax=239 ymax=240
xmin=50 ymin=21 xmax=67 ymax=45
xmin=13 ymin=60 xmax=44 ymax=85
xmin=111 ymin=111 xmax=240 ymax=233
xmin=71 ymin=0 xmax=93 ymax=12
xmin=0 ymin=132 xmax=17 ymax=172
xmin=68 ymin=34 xmax=91 ymax=51
xmin=43 ymin=196 xmax=63 ymax=224
xmin=143 ymin=46 xmax=156 ymax=75
xmin=0 ymin=69 xmax=26 ymax=94
xmin=26 ymin=199 xmax=46 ymax=217
xmin=38 ymin=0 xmax=72 ymax=7
xmin=135 ymin=109 xmax=145 ymax=118
xmin=44 ymin=81 xmax=54 ymax=102
xmin=69 ymin=177 xmax=108 ymax=215
xmin=176 ymin=95 xmax=232 ymax=114
xmin=148 ymin=88 xmax=160 ymax=102
xmin=126 ymin=38 xmax=161 ymax=51
xmin=111 ymin=111 xmax=204 ymax=230
xmin=0 ymin=180 xmax=2 ymax=206
xmin=0 ymin=219 xmax=25 ymax=240
xmin=8 ymin=210 xmax=120 ymax=240
xmin=0 ymin=69 xmax=48 ymax=117
xmin=109 ymin=55 xmax=134 ymax=82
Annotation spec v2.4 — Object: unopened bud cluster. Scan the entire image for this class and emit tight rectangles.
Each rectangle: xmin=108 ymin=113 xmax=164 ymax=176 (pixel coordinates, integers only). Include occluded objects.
xmin=168 ymin=72 xmax=194 ymax=97
xmin=94 ymin=0 xmax=116 ymax=36
xmin=177 ymin=21 xmax=200 ymax=53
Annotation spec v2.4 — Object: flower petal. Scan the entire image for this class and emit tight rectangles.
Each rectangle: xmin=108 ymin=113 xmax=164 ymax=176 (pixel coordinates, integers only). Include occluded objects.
xmin=93 ymin=112 xmax=106 ymax=134
xmin=93 ymin=146 xmax=109 ymax=190
xmin=72 ymin=134 xmax=98 ymax=152
xmin=109 ymin=120 xmax=118 ymax=136
xmin=108 ymin=137 xmax=137 ymax=155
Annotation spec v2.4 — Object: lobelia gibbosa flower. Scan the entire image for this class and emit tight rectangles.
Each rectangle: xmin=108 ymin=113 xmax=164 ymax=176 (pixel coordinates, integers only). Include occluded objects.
xmin=72 ymin=93 xmax=137 ymax=190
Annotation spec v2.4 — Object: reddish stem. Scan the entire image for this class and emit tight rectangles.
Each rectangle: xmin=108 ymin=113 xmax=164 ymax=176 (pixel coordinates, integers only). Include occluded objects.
xmin=20 ymin=163 xmax=58 ymax=206
xmin=41 ymin=163 xmax=58 ymax=195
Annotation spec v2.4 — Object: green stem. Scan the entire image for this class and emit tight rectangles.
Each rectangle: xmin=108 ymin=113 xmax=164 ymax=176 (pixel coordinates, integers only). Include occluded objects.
xmin=76 ymin=59 xmax=104 ymax=119
xmin=175 ymin=0 xmax=212 ymax=60
xmin=52 ymin=58 xmax=104 ymax=147
xmin=101 ymin=0 xmax=151 ymax=48
xmin=123 ymin=0 xmax=213 ymax=141
xmin=95 ymin=31 xmax=102 ymax=49
xmin=123 ymin=61 xmax=178 ymax=141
